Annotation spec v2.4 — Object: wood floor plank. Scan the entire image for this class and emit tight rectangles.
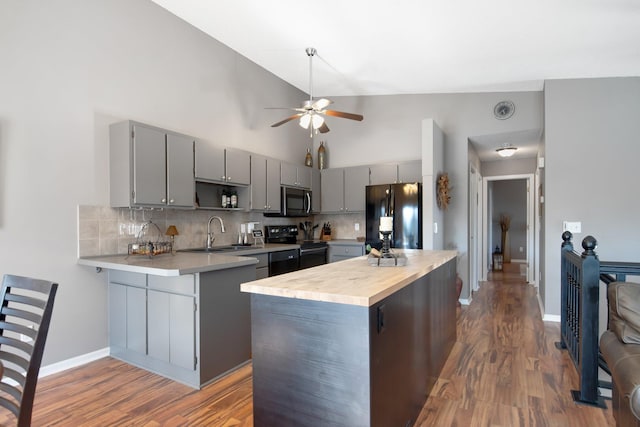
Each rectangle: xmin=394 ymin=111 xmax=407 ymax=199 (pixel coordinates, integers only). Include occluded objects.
xmin=0 ymin=262 xmax=616 ymax=426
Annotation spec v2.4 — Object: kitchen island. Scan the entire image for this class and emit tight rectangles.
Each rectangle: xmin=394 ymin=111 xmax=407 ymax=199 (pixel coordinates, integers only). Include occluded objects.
xmin=241 ymin=249 xmax=458 ymax=427
xmin=78 ymin=247 xmax=292 ymax=389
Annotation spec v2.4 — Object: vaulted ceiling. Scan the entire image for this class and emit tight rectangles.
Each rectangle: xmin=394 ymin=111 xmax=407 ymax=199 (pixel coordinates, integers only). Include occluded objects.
xmin=151 ymin=0 xmax=640 ymax=96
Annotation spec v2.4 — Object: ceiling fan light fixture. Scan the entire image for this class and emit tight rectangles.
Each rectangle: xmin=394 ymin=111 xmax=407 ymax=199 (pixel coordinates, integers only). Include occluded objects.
xmin=311 ymin=114 xmax=325 ymax=129
xmin=496 ymin=145 xmax=518 ymax=157
xmin=299 ymin=114 xmax=312 ymax=129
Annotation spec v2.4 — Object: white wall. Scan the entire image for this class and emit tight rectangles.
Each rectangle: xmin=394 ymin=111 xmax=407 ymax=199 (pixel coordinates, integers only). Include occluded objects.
xmin=0 ymin=0 xmax=306 ymax=365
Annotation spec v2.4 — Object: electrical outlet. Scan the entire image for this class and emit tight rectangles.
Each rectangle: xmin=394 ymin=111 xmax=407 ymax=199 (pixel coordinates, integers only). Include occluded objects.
xmin=354 ymin=223 xmax=360 ymax=231
xmin=519 ymin=246 xmax=523 ymax=252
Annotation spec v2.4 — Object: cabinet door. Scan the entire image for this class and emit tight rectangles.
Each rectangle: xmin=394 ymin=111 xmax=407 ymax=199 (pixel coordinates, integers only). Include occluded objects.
xmin=311 ymin=168 xmax=321 ymax=213
xmin=280 ymin=162 xmax=298 ymax=187
xmin=250 ymin=155 xmax=267 ymax=210
xmin=321 ymin=168 xmax=344 ymax=213
xmin=166 ymin=133 xmax=195 ymax=207
xmin=148 ymin=290 xmax=196 ymax=371
xmin=126 ymin=286 xmax=147 ymax=354
xmin=369 ymin=164 xmax=397 ymax=185
xmin=132 ymin=124 xmax=167 ymax=206
xmin=344 ymin=166 xmax=370 ymax=212
xmin=225 ymin=149 xmax=251 ymax=185
xmin=398 ymin=160 xmax=422 ymax=183
xmin=297 ymin=166 xmax=312 ymax=189
xmin=265 ymin=157 xmax=281 ymax=212
xmin=108 ymin=283 xmax=127 ymax=349
xmin=195 ymin=141 xmax=225 ymax=182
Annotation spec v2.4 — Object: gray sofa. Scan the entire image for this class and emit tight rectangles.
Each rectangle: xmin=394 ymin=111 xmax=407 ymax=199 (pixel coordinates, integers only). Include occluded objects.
xmin=600 ymin=281 xmax=640 ymax=426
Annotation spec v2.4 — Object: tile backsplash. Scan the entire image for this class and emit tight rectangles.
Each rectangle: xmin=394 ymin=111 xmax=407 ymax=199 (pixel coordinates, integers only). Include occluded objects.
xmin=77 ymin=205 xmax=365 ymax=257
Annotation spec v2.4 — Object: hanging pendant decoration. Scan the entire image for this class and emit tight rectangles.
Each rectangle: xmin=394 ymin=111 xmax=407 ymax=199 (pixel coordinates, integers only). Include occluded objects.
xmin=436 ymin=173 xmax=451 ymax=210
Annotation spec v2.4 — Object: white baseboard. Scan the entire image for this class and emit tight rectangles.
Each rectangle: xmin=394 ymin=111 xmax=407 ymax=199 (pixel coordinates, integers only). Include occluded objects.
xmin=511 ymin=258 xmax=527 ymax=263
xmin=459 ymin=298 xmax=471 ymax=306
xmin=39 ymin=347 xmax=109 ymax=378
xmin=543 ymin=314 xmax=561 ymax=322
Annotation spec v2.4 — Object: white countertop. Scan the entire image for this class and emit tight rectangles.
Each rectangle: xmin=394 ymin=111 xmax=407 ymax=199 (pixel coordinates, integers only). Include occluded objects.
xmin=77 ymin=244 xmax=299 ymax=276
xmin=240 ymin=249 xmax=457 ymax=307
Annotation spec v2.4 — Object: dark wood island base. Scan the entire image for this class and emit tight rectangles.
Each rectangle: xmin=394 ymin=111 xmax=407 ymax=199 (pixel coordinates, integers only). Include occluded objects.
xmin=245 ymin=251 xmax=457 ymax=427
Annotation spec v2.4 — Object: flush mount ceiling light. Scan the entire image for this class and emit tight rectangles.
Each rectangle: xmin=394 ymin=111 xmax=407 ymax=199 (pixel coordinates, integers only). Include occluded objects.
xmin=268 ymin=48 xmax=364 ymax=137
xmin=496 ymin=144 xmax=518 ymax=157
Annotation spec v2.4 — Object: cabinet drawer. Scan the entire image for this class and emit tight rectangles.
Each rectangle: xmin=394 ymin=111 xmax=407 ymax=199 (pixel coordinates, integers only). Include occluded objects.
xmin=108 ymin=270 xmax=146 ymax=287
xmin=251 ymin=253 xmax=268 ymax=268
xmin=332 ymin=245 xmax=365 ymax=257
xmin=148 ymin=274 xmax=195 ymax=294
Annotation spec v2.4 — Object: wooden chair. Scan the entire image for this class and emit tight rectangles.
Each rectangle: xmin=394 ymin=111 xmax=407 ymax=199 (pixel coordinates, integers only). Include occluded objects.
xmin=0 ymin=274 xmax=58 ymax=426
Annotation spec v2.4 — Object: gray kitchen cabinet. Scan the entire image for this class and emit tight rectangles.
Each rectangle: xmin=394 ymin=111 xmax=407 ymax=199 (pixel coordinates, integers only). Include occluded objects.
xmin=107 ymin=265 xmax=255 ymax=389
xmin=344 ymin=166 xmax=370 ymax=212
xmin=320 ymin=168 xmax=345 ymax=213
xmin=328 ymin=241 xmax=366 ymax=263
xmin=195 ymin=142 xmax=250 ymax=185
xmin=281 ymin=162 xmax=311 ymax=189
xmin=321 ymin=166 xmax=369 ymax=213
xmin=148 ymin=290 xmax=195 ymax=371
xmin=369 ymin=164 xmax=397 ymax=185
xmin=311 ymin=168 xmax=321 ymax=213
xmin=397 ymin=160 xmax=422 ymax=183
xmin=109 ymin=121 xmax=195 ymax=208
xmin=251 ymin=154 xmax=280 ymax=213
xmin=253 ymin=253 xmax=269 ymax=279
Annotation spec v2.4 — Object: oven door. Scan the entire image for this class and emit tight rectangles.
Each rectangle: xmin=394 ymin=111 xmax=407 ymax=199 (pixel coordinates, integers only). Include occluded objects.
xmin=268 ymin=249 xmax=299 ymax=276
xmin=282 ymin=187 xmax=311 ymax=217
xmin=299 ymin=246 xmax=327 ymax=270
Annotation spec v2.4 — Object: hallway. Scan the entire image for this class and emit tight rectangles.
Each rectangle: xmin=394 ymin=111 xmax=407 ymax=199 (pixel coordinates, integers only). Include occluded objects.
xmin=415 ymin=262 xmax=615 ymax=426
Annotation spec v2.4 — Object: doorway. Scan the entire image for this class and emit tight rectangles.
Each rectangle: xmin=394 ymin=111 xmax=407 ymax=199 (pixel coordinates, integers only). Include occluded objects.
xmin=481 ymin=174 xmax=536 ymax=285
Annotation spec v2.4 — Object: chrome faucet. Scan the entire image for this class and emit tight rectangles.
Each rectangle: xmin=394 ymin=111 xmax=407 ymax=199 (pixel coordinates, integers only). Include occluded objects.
xmin=206 ymin=216 xmax=226 ymax=249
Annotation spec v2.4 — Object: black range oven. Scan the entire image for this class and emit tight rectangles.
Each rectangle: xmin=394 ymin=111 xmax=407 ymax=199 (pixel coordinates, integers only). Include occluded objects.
xmin=265 ymin=225 xmax=328 ymax=275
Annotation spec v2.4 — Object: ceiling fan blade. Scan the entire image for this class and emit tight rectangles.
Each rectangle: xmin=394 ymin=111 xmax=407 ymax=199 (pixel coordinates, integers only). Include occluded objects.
xmin=271 ymin=113 xmax=303 ymax=127
xmin=266 ymin=107 xmax=307 ymax=112
xmin=323 ymin=110 xmax=364 ymax=121
xmin=318 ymin=122 xmax=330 ymax=133
xmin=312 ymin=98 xmax=332 ymax=110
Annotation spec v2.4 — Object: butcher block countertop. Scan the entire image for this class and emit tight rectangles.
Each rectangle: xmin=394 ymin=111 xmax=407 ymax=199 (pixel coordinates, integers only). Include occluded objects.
xmin=240 ymin=249 xmax=457 ymax=307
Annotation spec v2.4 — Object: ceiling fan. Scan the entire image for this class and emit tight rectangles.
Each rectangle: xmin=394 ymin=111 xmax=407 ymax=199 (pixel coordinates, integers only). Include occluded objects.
xmin=269 ymin=48 xmax=364 ymax=136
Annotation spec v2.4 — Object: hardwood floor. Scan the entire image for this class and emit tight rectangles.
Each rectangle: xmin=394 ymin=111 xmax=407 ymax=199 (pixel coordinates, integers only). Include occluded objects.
xmin=0 ymin=263 xmax=615 ymax=426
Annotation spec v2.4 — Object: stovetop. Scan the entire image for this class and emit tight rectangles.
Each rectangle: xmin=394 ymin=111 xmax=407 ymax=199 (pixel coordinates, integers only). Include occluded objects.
xmin=264 ymin=225 xmax=327 ymax=248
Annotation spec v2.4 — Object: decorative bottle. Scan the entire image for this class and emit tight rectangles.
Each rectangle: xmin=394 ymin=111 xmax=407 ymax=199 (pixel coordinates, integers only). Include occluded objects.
xmin=318 ymin=141 xmax=326 ymax=170
xmin=305 ymin=149 xmax=313 ymax=167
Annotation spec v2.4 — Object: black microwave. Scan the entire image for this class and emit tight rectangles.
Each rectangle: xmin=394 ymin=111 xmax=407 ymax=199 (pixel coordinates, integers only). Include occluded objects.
xmin=265 ymin=187 xmax=311 ymax=217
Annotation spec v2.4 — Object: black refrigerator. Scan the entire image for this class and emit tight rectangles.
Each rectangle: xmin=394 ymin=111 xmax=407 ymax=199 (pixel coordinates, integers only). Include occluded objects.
xmin=365 ymin=183 xmax=422 ymax=250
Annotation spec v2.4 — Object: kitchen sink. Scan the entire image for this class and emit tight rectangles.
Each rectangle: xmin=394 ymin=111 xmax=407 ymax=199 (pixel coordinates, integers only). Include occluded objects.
xmin=178 ymin=245 xmax=254 ymax=253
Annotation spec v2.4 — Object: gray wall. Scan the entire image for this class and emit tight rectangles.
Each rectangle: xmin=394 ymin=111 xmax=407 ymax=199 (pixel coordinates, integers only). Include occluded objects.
xmin=0 ymin=0 xmax=306 ymax=365
xmin=544 ymin=77 xmax=640 ymax=316
xmin=318 ymin=92 xmax=544 ymax=299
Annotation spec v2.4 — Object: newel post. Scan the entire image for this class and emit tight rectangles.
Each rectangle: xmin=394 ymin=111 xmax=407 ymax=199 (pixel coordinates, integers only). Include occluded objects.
xmin=577 ymin=235 xmax=601 ymax=405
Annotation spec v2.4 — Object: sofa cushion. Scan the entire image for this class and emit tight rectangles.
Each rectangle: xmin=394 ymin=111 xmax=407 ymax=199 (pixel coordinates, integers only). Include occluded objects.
xmin=601 ymin=330 xmax=640 ymax=421
xmin=608 ymin=282 xmax=640 ymax=344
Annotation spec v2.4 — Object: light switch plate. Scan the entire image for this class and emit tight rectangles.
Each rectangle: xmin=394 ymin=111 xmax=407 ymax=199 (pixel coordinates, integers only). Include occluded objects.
xmin=563 ymin=221 xmax=582 ymax=233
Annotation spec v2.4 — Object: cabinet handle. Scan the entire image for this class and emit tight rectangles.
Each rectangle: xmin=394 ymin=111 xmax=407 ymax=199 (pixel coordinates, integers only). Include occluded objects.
xmin=161 ymin=198 xmax=167 ymax=203
xmin=222 ymin=176 xmax=226 ymax=180
xmin=169 ymin=199 xmax=175 ymax=204
xmin=227 ymin=176 xmax=231 ymax=181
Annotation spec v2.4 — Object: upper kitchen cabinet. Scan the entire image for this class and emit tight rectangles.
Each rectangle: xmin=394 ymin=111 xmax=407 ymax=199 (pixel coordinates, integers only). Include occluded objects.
xmin=397 ymin=160 xmax=422 ymax=183
xmin=250 ymin=154 xmax=281 ymax=213
xmin=369 ymin=164 xmax=396 ymax=185
xmin=109 ymin=121 xmax=195 ymax=209
xmin=195 ymin=142 xmax=250 ymax=186
xmin=320 ymin=166 xmax=369 ymax=213
xmin=369 ymin=160 xmax=422 ymax=185
xmin=281 ymin=162 xmax=311 ymax=189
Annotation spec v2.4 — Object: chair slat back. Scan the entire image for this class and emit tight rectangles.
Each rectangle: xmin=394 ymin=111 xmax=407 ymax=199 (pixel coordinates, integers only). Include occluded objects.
xmin=0 ymin=274 xmax=58 ymax=427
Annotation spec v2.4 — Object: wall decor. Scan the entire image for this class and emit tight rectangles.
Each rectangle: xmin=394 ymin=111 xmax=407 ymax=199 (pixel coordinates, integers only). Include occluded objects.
xmin=436 ymin=173 xmax=451 ymax=210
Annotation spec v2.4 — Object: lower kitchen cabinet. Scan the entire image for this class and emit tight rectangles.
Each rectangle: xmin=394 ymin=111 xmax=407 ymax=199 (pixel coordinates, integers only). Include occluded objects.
xmin=107 ymin=264 xmax=255 ymax=388
xmin=328 ymin=241 xmax=366 ymax=263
